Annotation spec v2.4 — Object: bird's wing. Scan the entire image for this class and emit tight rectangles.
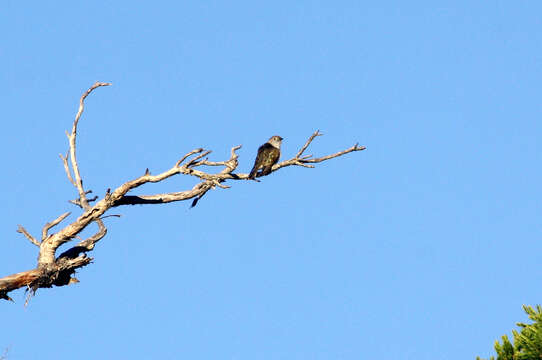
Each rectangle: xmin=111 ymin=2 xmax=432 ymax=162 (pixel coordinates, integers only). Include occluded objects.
xmin=255 ymin=143 xmax=274 ymax=166
xmin=269 ymin=147 xmax=280 ymax=164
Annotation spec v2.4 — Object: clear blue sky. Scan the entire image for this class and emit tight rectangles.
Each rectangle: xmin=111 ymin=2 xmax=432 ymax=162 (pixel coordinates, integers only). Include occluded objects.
xmin=2 ymin=2 xmax=541 ymax=359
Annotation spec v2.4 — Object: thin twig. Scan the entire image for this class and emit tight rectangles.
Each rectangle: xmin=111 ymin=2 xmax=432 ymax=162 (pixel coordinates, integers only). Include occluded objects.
xmin=295 ymin=130 xmax=323 ymax=158
xmin=299 ymin=143 xmax=365 ymax=163
xmin=175 ymin=148 xmax=204 ymax=167
xmin=16 ymin=225 xmax=39 ymax=246
xmin=187 ymin=150 xmax=212 ymax=167
xmin=196 ymin=160 xmax=227 ymax=167
xmin=59 ymin=152 xmax=76 ymax=186
xmin=69 ymin=192 xmax=97 ymax=208
xmin=42 ymin=212 xmax=71 ymax=241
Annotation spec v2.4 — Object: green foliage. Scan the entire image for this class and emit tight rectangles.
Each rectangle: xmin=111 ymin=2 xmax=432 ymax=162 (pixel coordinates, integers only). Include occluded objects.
xmin=477 ymin=305 xmax=542 ymax=360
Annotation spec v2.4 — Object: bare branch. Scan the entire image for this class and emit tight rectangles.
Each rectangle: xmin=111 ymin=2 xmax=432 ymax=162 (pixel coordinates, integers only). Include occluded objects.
xmin=44 ymin=131 xmax=361 ymax=250
xmin=69 ymin=82 xmax=111 ymax=208
xmin=35 ymin=83 xmax=111 ymax=268
xmin=0 ymin=81 xmax=365 ymax=303
xmin=274 ymin=141 xmax=365 ymax=172
xmin=16 ymin=225 xmax=39 ymax=246
xmin=0 ymin=269 xmax=41 ymax=295
xmin=41 ymin=212 xmax=71 ymax=241
xmin=110 ymin=137 xmax=362 ymax=205
xmin=69 ymin=191 xmax=97 ymax=208
xmin=57 ymin=220 xmax=107 ymax=260
xmin=175 ymin=148 xmax=204 ymax=167
xmin=0 ymin=254 xmax=92 ymax=301
xmin=186 ymin=150 xmax=212 ymax=167
xmin=194 ymin=147 xmax=241 ymax=169
xmin=296 ymin=163 xmax=315 ymax=168
xmin=59 ymin=152 xmax=76 ymax=186
xmin=113 ymin=181 xmax=210 ymax=206
xmin=295 ymin=129 xmax=323 ymax=158
xmin=196 ymin=159 xmax=227 ymax=167
xmin=298 ymin=143 xmax=366 ymax=164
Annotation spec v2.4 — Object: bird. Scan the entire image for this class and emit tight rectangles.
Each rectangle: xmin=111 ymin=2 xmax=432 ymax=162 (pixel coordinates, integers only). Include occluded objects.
xmin=248 ymin=135 xmax=283 ymax=179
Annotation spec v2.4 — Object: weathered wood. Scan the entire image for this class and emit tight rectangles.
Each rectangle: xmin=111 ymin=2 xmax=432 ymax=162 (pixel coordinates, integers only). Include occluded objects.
xmin=0 ymin=83 xmax=365 ymax=304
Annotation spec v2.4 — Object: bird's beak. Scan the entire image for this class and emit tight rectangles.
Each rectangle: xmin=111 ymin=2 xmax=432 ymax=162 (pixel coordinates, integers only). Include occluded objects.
xmin=279 ymin=136 xmax=284 ymax=140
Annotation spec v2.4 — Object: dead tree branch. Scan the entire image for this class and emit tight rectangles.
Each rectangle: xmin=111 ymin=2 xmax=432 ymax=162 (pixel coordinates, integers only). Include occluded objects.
xmin=42 ymin=212 xmax=71 ymax=241
xmin=16 ymin=225 xmax=39 ymax=247
xmin=0 ymin=82 xmax=365 ymax=303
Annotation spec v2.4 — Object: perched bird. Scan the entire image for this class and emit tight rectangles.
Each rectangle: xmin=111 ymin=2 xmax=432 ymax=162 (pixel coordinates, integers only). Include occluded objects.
xmin=248 ymin=135 xmax=283 ymax=179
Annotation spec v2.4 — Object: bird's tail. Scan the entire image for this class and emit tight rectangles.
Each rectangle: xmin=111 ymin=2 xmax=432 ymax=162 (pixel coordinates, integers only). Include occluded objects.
xmin=248 ymin=166 xmax=258 ymax=179
xmin=260 ymin=165 xmax=273 ymax=176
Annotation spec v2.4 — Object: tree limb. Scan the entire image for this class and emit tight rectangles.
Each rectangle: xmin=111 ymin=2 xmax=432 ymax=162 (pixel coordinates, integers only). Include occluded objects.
xmin=0 ymin=82 xmax=365 ymax=303
xmin=42 ymin=212 xmax=71 ymax=241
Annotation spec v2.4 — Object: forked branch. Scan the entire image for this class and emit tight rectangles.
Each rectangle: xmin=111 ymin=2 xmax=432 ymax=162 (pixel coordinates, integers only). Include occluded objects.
xmin=0 ymin=82 xmax=365 ymax=303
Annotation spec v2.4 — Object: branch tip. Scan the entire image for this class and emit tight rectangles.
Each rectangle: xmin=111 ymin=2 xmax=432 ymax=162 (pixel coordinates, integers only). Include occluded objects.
xmin=17 ymin=225 xmax=40 ymax=246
